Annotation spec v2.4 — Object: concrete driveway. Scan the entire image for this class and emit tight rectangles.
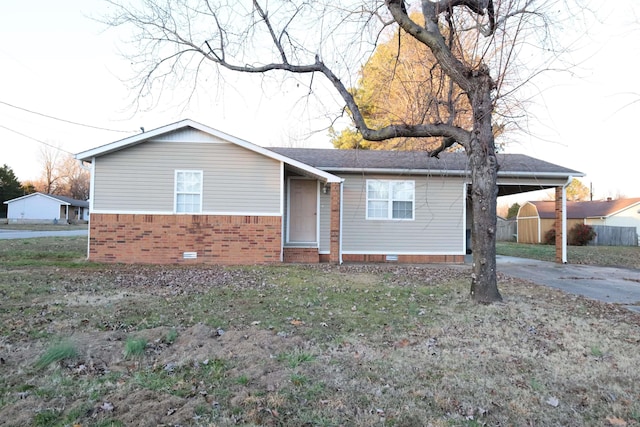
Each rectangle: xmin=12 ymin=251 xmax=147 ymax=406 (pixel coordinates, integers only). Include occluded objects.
xmin=497 ymin=255 xmax=640 ymax=311
xmin=0 ymin=229 xmax=88 ymax=239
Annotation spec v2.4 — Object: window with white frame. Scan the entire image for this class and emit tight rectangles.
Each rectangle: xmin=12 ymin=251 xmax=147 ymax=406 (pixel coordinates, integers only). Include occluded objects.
xmin=175 ymin=170 xmax=203 ymax=213
xmin=366 ymin=180 xmax=415 ymax=220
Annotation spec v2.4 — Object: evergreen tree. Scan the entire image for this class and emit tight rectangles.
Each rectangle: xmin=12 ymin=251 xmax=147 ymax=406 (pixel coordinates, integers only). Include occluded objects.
xmin=0 ymin=164 xmax=24 ymax=217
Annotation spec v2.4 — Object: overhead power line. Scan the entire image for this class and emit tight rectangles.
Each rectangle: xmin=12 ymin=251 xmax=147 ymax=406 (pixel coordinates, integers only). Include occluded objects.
xmin=0 ymin=100 xmax=136 ymax=133
xmin=0 ymin=125 xmax=75 ymax=155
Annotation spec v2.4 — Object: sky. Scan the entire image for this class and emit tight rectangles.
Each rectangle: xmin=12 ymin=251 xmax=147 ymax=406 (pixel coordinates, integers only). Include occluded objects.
xmin=1 ymin=1 xmax=639 ymax=202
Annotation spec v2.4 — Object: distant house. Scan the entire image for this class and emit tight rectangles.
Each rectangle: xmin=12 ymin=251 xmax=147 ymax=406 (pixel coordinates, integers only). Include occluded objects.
xmin=517 ymin=198 xmax=640 ymax=244
xmin=4 ymin=192 xmax=89 ymax=224
xmin=75 ymin=119 xmax=582 ymax=265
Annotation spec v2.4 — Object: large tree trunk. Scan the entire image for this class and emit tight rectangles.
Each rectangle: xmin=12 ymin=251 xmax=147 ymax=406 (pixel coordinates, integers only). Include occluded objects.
xmin=468 ymin=76 xmax=502 ymax=303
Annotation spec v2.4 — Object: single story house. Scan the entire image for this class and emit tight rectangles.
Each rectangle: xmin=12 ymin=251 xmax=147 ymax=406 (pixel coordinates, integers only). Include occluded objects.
xmin=75 ymin=119 xmax=582 ymax=265
xmin=517 ymin=198 xmax=640 ymax=244
xmin=4 ymin=192 xmax=89 ymax=224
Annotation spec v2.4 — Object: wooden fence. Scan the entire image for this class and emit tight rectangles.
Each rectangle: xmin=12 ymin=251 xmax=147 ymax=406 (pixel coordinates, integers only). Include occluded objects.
xmin=589 ymin=225 xmax=638 ymax=246
xmin=497 ymin=219 xmax=517 ymax=241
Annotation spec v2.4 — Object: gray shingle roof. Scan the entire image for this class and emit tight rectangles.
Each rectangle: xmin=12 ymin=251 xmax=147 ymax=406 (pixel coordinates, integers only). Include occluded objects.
xmin=531 ymin=198 xmax=640 ymax=219
xmin=268 ymin=148 xmax=582 ymax=177
xmin=47 ymin=194 xmax=89 ymax=208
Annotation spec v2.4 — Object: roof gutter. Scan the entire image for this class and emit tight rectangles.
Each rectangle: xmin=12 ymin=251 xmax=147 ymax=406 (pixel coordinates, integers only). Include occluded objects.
xmin=318 ymin=167 xmax=583 ymax=179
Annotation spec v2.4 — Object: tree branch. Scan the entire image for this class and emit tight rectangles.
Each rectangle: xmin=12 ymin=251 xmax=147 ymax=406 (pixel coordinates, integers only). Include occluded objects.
xmin=385 ymin=0 xmax=475 ymax=93
xmin=252 ymin=0 xmax=289 ymax=64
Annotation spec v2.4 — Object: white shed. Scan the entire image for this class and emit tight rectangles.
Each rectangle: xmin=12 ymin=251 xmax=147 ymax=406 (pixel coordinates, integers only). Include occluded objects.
xmin=3 ymin=193 xmax=89 ymax=224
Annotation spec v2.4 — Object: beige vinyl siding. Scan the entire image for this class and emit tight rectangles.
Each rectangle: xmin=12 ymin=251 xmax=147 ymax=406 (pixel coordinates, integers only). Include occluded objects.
xmin=341 ymin=174 xmax=465 ymax=254
xmin=93 ymin=141 xmax=281 ymax=213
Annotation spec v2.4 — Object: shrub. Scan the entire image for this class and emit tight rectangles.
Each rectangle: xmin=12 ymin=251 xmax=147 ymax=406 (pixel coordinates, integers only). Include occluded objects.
xmin=568 ymin=224 xmax=596 ymax=246
xmin=543 ymin=228 xmax=556 ymax=245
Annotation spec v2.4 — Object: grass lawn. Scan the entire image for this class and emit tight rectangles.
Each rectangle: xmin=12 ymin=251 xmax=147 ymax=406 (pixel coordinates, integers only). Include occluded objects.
xmin=0 ymin=223 xmax=88 ymax=231
xmin=1 ymin=236 xmax=640 ymax=426
xmin=497 ymin=241 xmax=640 ymax=270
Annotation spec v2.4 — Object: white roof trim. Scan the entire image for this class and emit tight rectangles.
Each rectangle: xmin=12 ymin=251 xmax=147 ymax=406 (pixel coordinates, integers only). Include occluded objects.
xmin=75 ymin=119 xmax=343 ymax=183
xmin=3 ymin=192 xmax=71 ymax=205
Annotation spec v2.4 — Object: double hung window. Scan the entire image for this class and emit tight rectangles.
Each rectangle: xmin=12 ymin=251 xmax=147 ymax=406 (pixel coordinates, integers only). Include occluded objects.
xmin=175 ymin=170 xmax=203 ymax=213
xmin=366 ymin=180 xmax=414 ymax=220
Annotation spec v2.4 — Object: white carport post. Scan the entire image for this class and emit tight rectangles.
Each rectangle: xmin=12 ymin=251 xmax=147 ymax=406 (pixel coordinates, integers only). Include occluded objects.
xmin=561 ymin=176 xmax=572 ymax=264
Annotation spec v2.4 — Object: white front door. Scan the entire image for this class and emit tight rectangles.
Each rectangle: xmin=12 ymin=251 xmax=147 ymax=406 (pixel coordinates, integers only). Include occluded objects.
xmin=289 ymin=179 xmax=317 ymax=243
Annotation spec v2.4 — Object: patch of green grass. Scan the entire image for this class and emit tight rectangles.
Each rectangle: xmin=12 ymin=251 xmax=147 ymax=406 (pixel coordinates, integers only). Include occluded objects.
xmin=496 ymin=242 xmax=556 ymax=262
xmin=94 ymin=420 xmax=125 ymax=427
xmin=133 ymin=369 xmax=180 ymax=395
xmin=64 ymin=402 xmax=94 ymax=425
xmin=290 ymin=373 xmax=308 ymax=387
xmin=201 ymin=358 xmax=227 ymax=380
xmin=33 ymin=408 xmax=62 ymax=426
xmin=165 ymin=328 xmax=178 ymax=344
xmin=194 ymin=403 xmax=213 ymax=417
xmin=590 ymin=345 xmax=604 ymax=357
xmin=34 ymin=340 xmax=78 ymax=370
xmin=278 ymin=350 xmax=316 ymax=368
xmin=134 ymin=358 xmax=230 ymax=398
xmin=529 ymin=377 xmax=544 ymax=392
xmin=187 ymin=267 xmax=450 ymax=343
xmin=123 ymin=336 xmax=147 ymax=359
xmin=0 ymin=236 xmax=89 ymax=268
xmin=497 ymin=241 xmax=640 ymax=269
xmin=236 ymin=374 xmax=249 ymax=385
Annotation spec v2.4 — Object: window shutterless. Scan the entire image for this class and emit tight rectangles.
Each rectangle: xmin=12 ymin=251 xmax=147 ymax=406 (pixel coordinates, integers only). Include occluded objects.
xmin=366 ymin=179 xmax=414 ymax=220
xmin=175 ymin=170 xmax=203 ymax=213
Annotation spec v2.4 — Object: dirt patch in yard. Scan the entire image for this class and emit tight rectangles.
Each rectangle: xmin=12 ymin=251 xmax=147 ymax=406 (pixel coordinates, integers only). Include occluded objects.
xmin=1 ymin=263 xmax=640 ymax=426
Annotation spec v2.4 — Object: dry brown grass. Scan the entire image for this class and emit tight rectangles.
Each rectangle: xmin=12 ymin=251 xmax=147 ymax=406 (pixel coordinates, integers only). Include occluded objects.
xmin=1 ymin=237 xmax=640 ymax=426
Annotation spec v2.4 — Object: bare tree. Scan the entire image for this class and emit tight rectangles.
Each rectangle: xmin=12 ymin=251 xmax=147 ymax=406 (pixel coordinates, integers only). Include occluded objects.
xmin=104 ymin=0 xmax=574 ymax=303
xmin=57 ymin=155 xmax=91 ymax=201
xmin=39 ymin=145 xmax=63 ymax=195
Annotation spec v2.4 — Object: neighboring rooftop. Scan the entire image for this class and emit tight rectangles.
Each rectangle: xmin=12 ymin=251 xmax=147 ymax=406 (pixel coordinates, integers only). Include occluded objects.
xmin=47 ymin=194 xmax=89 ymax=208
xmin=529 ymin=198 xmax=640 ymax=219
xmin=3 ymin=192 xmax=89 ymax=208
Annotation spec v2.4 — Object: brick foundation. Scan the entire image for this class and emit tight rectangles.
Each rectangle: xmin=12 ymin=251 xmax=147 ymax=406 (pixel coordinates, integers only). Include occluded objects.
xmin=283 ymin=247 xmax=319 ymax=263
xmin=89 ymin=214 xmax=281 ymax=265
xmin=342 ymin=254 xmax=465 ymax=264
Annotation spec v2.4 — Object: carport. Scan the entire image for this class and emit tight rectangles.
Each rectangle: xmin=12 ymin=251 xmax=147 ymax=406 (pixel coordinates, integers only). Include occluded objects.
xmin=493 ymin=155 xmax=584 ymax=263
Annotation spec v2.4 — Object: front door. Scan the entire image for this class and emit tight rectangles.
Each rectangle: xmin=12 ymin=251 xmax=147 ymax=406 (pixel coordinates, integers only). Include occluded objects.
xmin=289 ymin=179 xmax=317 ymax=243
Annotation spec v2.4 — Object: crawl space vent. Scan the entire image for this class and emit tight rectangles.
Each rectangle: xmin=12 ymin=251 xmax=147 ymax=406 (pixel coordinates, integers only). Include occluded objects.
xmin=386 ymin=254 xmax=398 ymax=262
xmin=183 ymin=252 xmax=198 ymax=260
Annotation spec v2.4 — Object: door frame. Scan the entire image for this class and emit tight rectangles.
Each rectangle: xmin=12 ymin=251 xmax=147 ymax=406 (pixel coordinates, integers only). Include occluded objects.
xmin=286 ymin=177 xmax=320 ymax=246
